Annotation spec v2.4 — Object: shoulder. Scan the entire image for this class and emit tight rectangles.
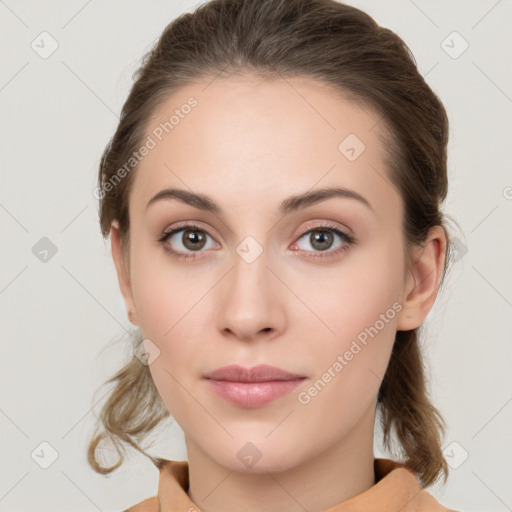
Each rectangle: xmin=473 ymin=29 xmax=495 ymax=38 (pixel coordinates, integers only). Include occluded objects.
xmin=413 ymin=489 xmax=459 ymax=511
xmin=122 ymin=495 xmax=159 ymax=512
xmin=374 ymin=459 xmax=457 ymax=511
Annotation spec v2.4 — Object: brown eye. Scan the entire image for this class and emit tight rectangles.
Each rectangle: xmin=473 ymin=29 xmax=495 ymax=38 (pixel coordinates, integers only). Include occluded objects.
xmin=159 ymin=224 xmax=218 ymax=260
xmin=292 ymin=224 xmax=354 ymax=259
xmin=181 ymin=229 xmax=207 ymax=251
xmin=309 ymin=230 xmax=334 ymax=251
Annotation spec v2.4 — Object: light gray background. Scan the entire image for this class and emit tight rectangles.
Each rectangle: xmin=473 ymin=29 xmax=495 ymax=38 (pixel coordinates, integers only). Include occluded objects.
xmin=1 ymin=1 xmax=511 ymax=511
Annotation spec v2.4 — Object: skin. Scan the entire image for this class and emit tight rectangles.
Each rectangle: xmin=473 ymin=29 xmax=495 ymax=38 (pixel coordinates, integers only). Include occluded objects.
xmin=110 ymin=74 xmax=446 ymax=512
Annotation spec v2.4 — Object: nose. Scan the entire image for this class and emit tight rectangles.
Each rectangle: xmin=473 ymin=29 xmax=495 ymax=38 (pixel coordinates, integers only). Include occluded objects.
xmin=215 ymin=245 xmax=286 ymax=343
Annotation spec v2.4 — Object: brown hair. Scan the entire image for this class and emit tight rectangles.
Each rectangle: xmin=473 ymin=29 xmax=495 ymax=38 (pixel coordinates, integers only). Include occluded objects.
xmin=89 ymin=0 xmax=453 ymax=487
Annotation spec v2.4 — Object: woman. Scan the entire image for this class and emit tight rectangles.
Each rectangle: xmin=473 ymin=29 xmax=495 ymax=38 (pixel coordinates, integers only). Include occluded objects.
xmin=88 ymin=0 xmax=459 ymax=510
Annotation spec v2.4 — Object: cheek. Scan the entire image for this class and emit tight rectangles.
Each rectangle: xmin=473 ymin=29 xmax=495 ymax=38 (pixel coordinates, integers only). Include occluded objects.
xmin=129 ymin=242 xmax=207 ymax=336
xmin=129 ymin=250 xmax=215 ymax=413
xmin=293 ymin=279 xmax=399 ymax=438
xmin=290 ymin=243 xmax=404 ymax=343
xmin=290 ymin=244 xmax=403 ymax=395
xmin=143 ymin=315 xmax=208 ymax=427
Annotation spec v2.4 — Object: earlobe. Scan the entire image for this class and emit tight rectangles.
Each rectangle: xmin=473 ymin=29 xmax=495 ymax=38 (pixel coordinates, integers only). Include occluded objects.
xmin=110 ymin=221 xmax=139 ymax=326
xmin=396 ymin=226 xmax=446 ymax=331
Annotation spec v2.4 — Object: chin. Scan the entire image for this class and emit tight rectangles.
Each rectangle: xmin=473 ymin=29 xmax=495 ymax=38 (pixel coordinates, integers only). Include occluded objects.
xmin=211 ymin=438 xmax=303 ymax=474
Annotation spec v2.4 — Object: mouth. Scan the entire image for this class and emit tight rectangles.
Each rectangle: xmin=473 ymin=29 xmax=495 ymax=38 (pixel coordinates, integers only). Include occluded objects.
xmin=203 ymin=364 xmax=307 ymax=408
xmin=203 ymin=364 xmax=306 ymax=382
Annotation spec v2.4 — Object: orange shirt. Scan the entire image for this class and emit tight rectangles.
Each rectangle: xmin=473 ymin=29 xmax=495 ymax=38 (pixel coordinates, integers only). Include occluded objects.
xmin=124 ymin=458 xmax=456 ymax=511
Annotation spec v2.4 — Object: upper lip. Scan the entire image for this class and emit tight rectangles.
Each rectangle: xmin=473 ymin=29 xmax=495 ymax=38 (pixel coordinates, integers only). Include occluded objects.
xmin=203 ymin=364 xmax=306 ymax=382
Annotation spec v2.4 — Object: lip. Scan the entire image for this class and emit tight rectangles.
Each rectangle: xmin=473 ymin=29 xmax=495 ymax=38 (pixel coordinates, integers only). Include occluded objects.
xmin=203 ymin=364 xmax=305 ymax=382
xmin=203 ymin=364 xmax=307 ymax=408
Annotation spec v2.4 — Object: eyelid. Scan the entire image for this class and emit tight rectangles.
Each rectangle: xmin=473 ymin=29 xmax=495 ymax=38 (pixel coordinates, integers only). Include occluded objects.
xmin=289 ymin=222 xmax=355 ymax=256
xmin=291 ymin=219 xmax=354 ymax=240
xmin=159 ymin=220 xmax=221 ymax=247
xmin=160 ymin=220 xmax=353 ymax=243
xmin=160 ymin=220 xmax=219 ymax=240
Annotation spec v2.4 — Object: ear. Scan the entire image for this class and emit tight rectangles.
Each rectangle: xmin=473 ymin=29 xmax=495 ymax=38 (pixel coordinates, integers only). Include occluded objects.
xmin=396 ymin=225 xmax=447 ymax=331
xmin=110 ymin=221 xmax=139 ymax=326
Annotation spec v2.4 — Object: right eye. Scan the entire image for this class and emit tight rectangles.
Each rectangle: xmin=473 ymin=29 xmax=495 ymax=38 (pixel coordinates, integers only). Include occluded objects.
xmin=158 ymin=224 xmax=219 ymax=261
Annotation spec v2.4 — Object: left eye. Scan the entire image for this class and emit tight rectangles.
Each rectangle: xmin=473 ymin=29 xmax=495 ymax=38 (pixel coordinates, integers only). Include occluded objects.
xmin=292 ymin=226 xmax=353 ymax=256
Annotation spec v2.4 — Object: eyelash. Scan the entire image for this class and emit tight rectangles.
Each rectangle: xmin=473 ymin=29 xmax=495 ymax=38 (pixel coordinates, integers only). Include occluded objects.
xmin=157 ymin=222 xmax=355 ymax=261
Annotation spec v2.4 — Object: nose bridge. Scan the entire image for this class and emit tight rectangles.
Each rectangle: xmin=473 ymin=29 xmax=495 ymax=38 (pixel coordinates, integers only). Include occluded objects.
xmin=216 ymin=233 xmax=283 ymax=339
xmin=230 ymin=234 xmax=272 ymax=303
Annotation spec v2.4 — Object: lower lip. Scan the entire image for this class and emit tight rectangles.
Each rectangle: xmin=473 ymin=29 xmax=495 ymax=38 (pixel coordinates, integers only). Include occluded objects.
xmin=205 ymin=378 xmax=306 ymax=408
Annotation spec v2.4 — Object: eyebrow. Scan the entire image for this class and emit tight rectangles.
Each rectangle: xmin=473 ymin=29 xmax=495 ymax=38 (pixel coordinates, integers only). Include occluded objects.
xmin=145 ymin=186 xmax=373 ymax=215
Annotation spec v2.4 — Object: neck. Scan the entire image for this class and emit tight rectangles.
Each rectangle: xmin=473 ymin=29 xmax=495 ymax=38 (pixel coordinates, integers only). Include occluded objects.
xmin=186 ymin=404 xmax=377 ymax=512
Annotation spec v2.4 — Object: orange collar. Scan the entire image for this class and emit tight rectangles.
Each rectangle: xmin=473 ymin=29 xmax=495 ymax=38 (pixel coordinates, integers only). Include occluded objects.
xmin=125 ymin=458 xmax=454 ymax=511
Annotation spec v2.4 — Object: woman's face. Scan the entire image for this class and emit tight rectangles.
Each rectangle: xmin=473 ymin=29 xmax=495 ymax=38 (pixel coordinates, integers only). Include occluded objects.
xmin=113 ymin=75 xmax=418 ymax=472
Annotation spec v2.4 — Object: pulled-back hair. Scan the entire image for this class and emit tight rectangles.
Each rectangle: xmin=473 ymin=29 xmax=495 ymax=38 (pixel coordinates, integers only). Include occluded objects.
xmin=89 ymin=0 xmax=453 ymax=487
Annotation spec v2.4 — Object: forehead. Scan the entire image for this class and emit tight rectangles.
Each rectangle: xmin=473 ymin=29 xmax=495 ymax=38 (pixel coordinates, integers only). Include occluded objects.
xmin=131 ymin=74 xmax=400 ymax=220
